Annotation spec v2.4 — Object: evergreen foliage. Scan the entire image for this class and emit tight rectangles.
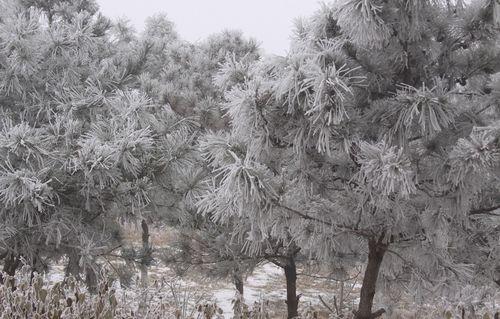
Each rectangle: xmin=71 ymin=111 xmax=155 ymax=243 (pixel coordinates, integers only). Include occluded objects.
xmin=199 ymin=0 xmax=500 ymax=317
xmin=1 ymin=0 xmax=500 ymax=318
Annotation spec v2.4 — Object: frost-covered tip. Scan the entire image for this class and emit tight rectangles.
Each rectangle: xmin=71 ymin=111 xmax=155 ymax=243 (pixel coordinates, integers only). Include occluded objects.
xmin=356 ymin=141 xmax=417 ymax=198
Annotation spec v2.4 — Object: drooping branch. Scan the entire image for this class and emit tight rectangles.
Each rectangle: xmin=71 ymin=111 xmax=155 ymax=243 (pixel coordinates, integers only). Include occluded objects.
xmin=276 ymin=203 xmax=371 ymax=237
xmin=469 ymin=204 xmax=500 ymax=216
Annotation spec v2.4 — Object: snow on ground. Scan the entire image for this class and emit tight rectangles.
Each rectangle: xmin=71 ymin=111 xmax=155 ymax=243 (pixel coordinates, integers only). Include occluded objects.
xmin=214 ymin=263 xmax=285 ymax=316
xmin=42 ymin=253 xmax=500 ymax=318
xmin=46 ymin=263 xmax=65 ymax=284
xmin=44 ymin=261 xmax=339 ymax=318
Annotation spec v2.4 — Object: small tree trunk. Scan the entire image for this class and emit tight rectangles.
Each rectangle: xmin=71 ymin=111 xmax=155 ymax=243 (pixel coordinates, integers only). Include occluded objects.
xmin=85 ymin=267 xmax=98 ymax=294
xmin=138 ymin=219 xmax=151 ymax=316
xmin=3 ymin=252 xmax=20 ymax=276
xmin=65 ymin=249 xmax=82 ymax=280
xmin=1 ymin=252 xmax=20 ymax=288
xmin=355 ymin=238 xmax=387 ymax=319
xmin=140 ymin=219 xmax=150 ymax=288
xmin=284 ymin=257 xmax=299 ymax=319
xmin=0 ymin=250 xmax=6 ymax=282
xmin=30 ymin=250 xmax=43 ymax=281
xmin=339 ymin=280 xmax=345 ymax=314
xmin=232 ymin=267 xmax=245 ymax=318
xmin=234 ymin=269 xmax=244 ymax=296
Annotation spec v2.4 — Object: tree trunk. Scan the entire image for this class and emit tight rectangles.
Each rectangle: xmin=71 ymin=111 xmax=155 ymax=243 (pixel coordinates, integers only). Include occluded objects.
xmin=339 ymin=280 xmax=345 ymax=314
xmin=0 ymin=250 xmax=6 ymax=281
xmin=85 ymin=267 xmax=98 ymax=294
xmin=30 ymin=250 xmax=42 ymax=281
xmin=65 ymin=249 xmax=82 ymax=280
xmin=284 ymin=257 xmax=299 ymax=319
xmin=232 ymin=267 xmax=245 ymax=318
xmin=140 ymin=219 xmax=150 ymax=289
xmin=1 ymin=252 xmax=20 ymax=289
xmin=3 ymin=252 xmax=20 ymax=276
xmin=355 ymin=238 xmax=387 ymax=319
xmin=138 ymin=219 xmax=151 ymax=316
xmin=233 ymin=269 xmax=244 ymax=296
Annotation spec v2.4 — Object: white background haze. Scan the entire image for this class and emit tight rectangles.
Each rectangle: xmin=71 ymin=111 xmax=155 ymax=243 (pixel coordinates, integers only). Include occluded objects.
xmin=96 ymin=0 xmax=320 ymax=55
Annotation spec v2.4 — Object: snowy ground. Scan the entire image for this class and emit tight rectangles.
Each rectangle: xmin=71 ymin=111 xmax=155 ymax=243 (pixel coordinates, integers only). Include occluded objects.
xmin=43 ymin=225 xmax=500 ymax=318
xmin=45 ymin=260 xmax=351 ymax=318
xmin=45 ymin=259 xmax=500 ymax=319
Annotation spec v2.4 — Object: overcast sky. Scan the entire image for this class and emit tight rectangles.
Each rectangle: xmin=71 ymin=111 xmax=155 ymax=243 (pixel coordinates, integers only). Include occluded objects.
xmin=96 ymin=0 xmax=320 ymax=55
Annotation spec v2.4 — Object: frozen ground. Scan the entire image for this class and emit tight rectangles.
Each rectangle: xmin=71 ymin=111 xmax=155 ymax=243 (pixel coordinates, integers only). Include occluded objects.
xmin=43 ymin=226 xmax=500 ymax=318
xmin=45 ymin=260 xmax=500 ymax=319
xmin=45 ymin=260 xmax=353 ymax=318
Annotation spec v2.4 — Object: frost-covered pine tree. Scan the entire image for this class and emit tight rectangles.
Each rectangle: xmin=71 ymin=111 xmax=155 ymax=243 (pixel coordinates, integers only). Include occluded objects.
xmin=132 ymin=15 xmax=269 ymax=304
xmin=0 ymin=0 xmax=120 ymax=285
xmin=199 ymin=1 xmax=500 ymax=318
xmin=0 ymin=0 xmax=186 ymax=291
xmin=195 ymin=39 xmax=310 ymax=319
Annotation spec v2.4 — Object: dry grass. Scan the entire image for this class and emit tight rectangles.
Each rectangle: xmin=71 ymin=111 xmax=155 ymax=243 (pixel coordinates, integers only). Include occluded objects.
xmin=41 ymin=223 xmax=500 ymax=318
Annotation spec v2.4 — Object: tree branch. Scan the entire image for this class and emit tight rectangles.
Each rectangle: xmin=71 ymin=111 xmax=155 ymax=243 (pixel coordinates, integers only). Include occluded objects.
xmin=469 ymin=204 xmax=500 ymax=216
xmin=276 ymin=203 xmax=371 ymax=237
xmin=318 ymin=294 xmax=335 ymax=314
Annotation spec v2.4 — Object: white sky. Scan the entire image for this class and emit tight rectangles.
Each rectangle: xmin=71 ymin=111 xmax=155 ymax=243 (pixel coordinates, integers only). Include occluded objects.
xmin=96 ymin=0 xmax=321 ymax=55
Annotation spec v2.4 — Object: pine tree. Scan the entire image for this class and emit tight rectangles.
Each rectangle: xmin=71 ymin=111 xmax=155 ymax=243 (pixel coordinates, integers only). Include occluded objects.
xmin=2 ymin=0 xmax=499 ymax=316
xmin=0 ymin=0 xmax=165 ymax=289
xmin=131 ymin=15 xmax=269 ymax=306
xmin=200 ymin=1 xmax=500 ymax=318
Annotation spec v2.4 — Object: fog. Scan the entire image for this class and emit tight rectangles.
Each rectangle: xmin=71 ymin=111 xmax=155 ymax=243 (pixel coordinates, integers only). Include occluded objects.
xmin=96 ymin=0 xmax=320 ymax=55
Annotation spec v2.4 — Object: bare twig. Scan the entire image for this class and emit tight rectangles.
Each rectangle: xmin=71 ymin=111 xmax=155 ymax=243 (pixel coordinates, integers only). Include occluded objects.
xmin=318 ymin=294 xmax=335 ymax=314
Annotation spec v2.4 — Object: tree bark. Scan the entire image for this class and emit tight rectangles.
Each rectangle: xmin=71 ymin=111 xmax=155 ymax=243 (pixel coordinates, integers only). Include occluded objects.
xmin=140 ymin=219 xmax=150 ymax=289
xmin=85 ymin=267 xmax=98 ymax=294
xmin=65 ymin=249 xmax=82 ymax=280
xmin=284 ymin=257 xmax=299 ymax=319
xmin=355 ymin=238 xmax=387 ymax=319
xmin=339 ymin=280 xmax=345 ymax=314
xmin=1 ymin=252 xmax=20 ymax=289
xmin=30 ymin=249 xmax=43 ymax=281
xmin=138 ymin=219 xmax=151 ymax=316
xmin=3 ymin=252 xmax=20 ymax=276
xmin=232 ymin=267 xmax=245 ymax=318
xmin=233 ymin=269 xmax=244 ymax=296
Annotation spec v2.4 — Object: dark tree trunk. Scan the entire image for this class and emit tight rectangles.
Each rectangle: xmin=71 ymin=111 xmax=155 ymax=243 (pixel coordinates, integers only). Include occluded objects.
xmin=355 ymin=237 xmax=387 ymax=319
xmin=3 ymin=252 xmax=20 ymax=276
xmin=85 ymin=267 xmax=98 ymax=294
xmin=138 ymin=219 xmax=151 ymax=316
xmin=140 ymin=219 xmax=150 ymax=289
xmin=30 ymin=250 xmax=43 ymax=281
xmin=65 ymin=249 xmax=82 ymax=280
xmin=233 ymin=269 xmax=244 ymax=296
xmin=1 ymin=252 xmax=20 ymax=289
xmin=0 ymin=250 xmax=7 ymax=284
xmin=284 ymin=257 xmax=299 ymax=319
xmin=232 ymin=267 xmax=245 ymax=318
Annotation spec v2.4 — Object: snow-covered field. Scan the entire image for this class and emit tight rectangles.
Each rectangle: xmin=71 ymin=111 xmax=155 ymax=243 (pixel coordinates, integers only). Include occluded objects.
xmin=45 ymin=260 xmax=353 ymax=317
xmin=42 ymin=225 xmax=500 ymax=318
xmin=44 ymin=259 xmax=500 ymax=319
